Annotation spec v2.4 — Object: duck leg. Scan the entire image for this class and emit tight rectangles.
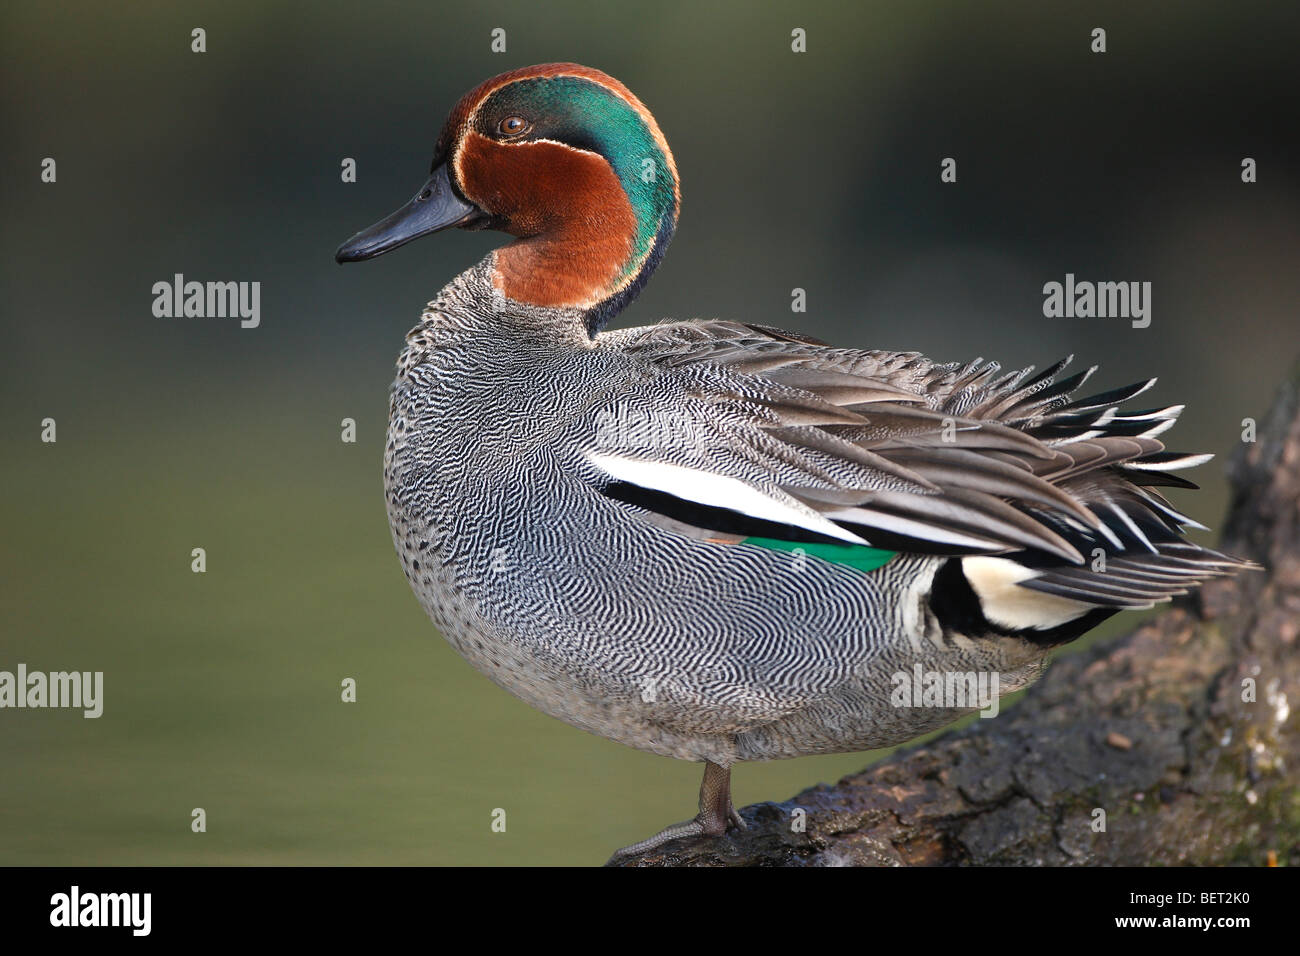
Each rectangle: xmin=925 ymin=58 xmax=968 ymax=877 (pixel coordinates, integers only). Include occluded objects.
xmin=609 ymin=760 xmax=747 ymax=861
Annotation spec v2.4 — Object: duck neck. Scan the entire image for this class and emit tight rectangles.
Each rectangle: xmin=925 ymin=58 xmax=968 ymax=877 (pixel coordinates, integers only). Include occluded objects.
xmin=418 ymin=258 xmax=593 ymax=348
xmin=491 ymin=203 xmax=676 ymax=338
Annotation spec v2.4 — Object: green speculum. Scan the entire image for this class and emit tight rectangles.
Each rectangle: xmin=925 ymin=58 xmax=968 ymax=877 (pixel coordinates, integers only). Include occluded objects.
xmin=742 ymin=537 xmax=897 ymax=573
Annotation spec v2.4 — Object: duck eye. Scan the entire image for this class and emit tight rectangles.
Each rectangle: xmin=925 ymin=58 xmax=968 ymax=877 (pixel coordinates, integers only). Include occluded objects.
xmin=498 ymin=116 xmax=530 ymax=137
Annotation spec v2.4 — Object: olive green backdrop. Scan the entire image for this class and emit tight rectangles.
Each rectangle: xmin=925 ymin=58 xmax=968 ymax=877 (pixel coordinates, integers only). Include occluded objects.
xmin=3 ymin=1 xmax=1298 ymax=864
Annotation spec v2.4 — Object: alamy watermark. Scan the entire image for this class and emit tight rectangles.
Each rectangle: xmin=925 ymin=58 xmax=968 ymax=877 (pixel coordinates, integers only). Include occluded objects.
xmin=891 ymin=665 xmax=1000 ymax=717
xmin=152 ymin=273 xmax=260 ymax=328
xmin=1042 ymin=273 xmax=1150 ymax=328
xmin=594 ymin=404 xmax=705 ymax=453
xmin=0 ymin=664 xmax=102 ymax=718
xmin=50 ymin=886 xmax=150 ymax=936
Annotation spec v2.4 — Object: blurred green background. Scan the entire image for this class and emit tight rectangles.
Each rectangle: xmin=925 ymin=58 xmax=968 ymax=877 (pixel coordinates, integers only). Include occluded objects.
xmin=2 ymin=1 xmax=1298 ymax=865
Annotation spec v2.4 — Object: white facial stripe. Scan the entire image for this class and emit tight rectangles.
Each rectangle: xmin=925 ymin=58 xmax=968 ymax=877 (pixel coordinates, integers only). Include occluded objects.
xmin=587 ymin=453 xmax=868 ymax=545
xmin=457 ymin=70 xmax=680 ymax=203
xmin=459 ymin=71 xmax=608 ymax=164
xmin=506 ymin=137 xmax=600 ymax=157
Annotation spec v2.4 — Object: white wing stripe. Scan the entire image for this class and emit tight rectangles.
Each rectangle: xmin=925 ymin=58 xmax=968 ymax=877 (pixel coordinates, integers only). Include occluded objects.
xmin=587 ymin=453 xmax=869 ymax=545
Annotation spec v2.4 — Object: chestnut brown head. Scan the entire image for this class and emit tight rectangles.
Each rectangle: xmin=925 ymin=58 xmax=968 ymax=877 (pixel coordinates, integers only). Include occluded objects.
xmin=336 ymin=63 xmax=680 ymax=335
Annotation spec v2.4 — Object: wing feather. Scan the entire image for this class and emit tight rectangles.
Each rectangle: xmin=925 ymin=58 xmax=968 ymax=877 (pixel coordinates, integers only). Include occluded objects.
xmin=586 ymin=320 xmax=1254 ymax=592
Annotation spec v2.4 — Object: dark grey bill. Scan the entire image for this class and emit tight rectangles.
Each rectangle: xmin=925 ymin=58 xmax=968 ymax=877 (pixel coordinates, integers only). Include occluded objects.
xmin=335 ymin=164 xmax=482 ymax=263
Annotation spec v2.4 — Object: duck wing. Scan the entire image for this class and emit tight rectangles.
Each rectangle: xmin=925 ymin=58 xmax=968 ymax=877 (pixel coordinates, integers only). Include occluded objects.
xmin=584 ymin=320 xmax=1252 ymax=614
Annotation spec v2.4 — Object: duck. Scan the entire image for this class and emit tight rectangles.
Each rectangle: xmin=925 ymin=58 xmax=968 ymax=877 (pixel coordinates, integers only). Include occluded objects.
xmin=335 ymin=62 xmax=1254 ymax=860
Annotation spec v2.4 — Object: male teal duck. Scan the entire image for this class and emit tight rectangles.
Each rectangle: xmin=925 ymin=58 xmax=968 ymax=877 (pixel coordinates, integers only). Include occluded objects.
xmin=336 ymin=63 xmax=1254 ymax=859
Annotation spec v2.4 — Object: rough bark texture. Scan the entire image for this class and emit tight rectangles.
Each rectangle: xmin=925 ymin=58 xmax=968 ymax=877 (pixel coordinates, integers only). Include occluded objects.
xmin=612 ymin=363 xmax=1300 ymax=867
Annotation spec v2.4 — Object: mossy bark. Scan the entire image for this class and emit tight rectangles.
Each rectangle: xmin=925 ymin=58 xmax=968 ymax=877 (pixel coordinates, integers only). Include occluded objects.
xmin=611 ymin=362 xmax=1300 ymax=867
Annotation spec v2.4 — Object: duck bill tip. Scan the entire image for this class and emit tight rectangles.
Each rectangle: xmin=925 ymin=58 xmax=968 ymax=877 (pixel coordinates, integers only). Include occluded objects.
xmin=334 ymin=164 xmax=481 ymax=264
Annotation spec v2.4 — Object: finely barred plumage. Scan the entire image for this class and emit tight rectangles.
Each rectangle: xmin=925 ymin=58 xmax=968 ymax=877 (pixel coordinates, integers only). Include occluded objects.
xmin=338 ymin=63 xmax=1255 ymax=856
xmin=386 ymin=261 xmax=1045 ymax=764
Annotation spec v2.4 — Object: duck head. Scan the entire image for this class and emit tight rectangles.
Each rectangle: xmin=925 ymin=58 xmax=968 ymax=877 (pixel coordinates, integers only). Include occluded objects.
xmin=336 ymin=62 xmax=680 ymax=336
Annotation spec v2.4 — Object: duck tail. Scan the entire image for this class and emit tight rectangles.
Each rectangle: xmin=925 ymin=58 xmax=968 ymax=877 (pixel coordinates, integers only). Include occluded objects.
xmin=931 ymin=372 xmax=1259 ymax=646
